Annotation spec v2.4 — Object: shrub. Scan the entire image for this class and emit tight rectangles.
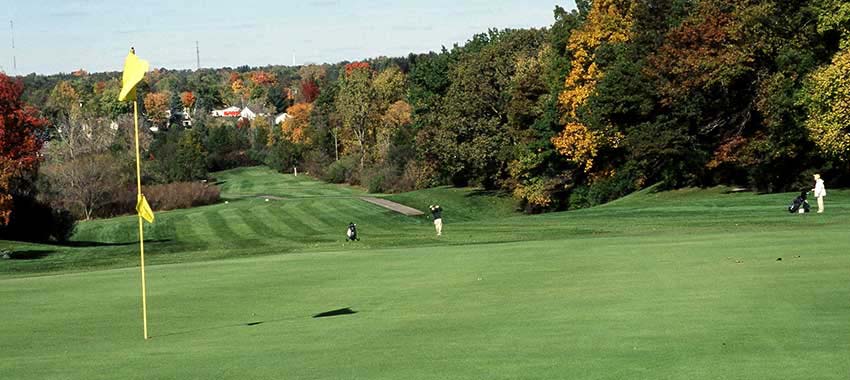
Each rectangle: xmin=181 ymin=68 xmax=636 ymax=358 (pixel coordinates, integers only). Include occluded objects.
xmin=148 ymin=129 xmax=208 ymax=184
xmin=0 ymin=195 xmax=76 ymax=243
xmin=302 ymin=149 xmax=333 ymax=178
xmin=323 ymin=156 xmax=359 ymax=184
xmin=99 ymin=182 xmax=220 ymax=218
xmin=205 ymin=123 xmax=254 ymax=171
xmin=363 ymin=166 xmax=401 ymax=193
xmin=264 ymin=140 xmax=302 ymax=173
xmin=144 ymin=182 xmax=221 ymax=211
xmin=396 ymin=159 xmax=438 ymax=191
xmin=569 ymin=169 xmax=640 ymax=209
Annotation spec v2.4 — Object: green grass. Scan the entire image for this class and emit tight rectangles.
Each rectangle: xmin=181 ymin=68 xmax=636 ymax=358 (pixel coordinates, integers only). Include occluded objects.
xmin=1 ymin=166 xmax=849 ymax=379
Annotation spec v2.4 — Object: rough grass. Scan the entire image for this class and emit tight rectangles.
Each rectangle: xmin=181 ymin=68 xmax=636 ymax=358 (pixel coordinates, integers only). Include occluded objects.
xmin=1 ymin=167 xmax=848 ymax=379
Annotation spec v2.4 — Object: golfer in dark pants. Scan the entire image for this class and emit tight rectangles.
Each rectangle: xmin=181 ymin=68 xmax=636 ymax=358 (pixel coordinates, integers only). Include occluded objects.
xmin=429 ymin=204 xmax=443 ymax=236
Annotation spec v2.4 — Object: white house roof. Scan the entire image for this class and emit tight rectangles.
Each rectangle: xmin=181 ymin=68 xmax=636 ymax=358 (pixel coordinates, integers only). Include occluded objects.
xmin=212 ymin=106 xmax=242 ymax=117
xmin=274 ymin=113 xmax=291 ymax=125
xmin=240 ymin=107 xmax=257 ymax=120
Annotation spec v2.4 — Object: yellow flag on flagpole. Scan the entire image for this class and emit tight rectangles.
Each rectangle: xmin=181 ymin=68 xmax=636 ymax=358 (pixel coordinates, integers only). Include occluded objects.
xmin=136 ymin=194 xmax=155 ymax=224
xmin=120 ymin=47 xmax=152 ymax=340
xmin=119 ymin=48 xmax=150 ymax=102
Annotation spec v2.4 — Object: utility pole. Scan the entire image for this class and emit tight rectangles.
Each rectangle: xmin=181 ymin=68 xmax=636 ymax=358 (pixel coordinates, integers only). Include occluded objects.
xmin=10 ymin=20 xmax=17 ymax=74
xmin=195 ymin=40 xmax=200 ymax=70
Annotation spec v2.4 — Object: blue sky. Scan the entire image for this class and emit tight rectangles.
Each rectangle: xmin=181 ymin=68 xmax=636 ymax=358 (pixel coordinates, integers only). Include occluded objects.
xmin=0 ymin=1 xmax=575 ymax=75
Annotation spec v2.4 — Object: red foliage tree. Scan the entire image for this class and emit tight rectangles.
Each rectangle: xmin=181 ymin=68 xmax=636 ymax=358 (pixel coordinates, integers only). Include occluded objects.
xmin=301 ymin=79 xmax=320 ymax=103
xmin=0 ymin=73 xmax=48 ymax=225
xmin=344 ymin=61 xmax=371 ymax=76
xmin=647 ymin=0 xmax=753 ymax=104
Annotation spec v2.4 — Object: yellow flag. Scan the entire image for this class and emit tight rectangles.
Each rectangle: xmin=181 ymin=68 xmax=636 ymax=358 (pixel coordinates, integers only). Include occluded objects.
xmin=136 ymin=194 xmax=155 ymax=224
xmin=118 ymin=48 xmax=150 ymax=102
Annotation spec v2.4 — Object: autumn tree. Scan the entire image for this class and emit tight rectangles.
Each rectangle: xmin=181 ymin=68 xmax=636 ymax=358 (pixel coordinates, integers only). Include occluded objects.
xmin=281 ymin=103 xmax=313 ymax=144
xmin=180 ymin=91 xmax=196 ymax=110
xmin=803 ymin=47 xmax=850 ymax=160
xmin=505 ymin=5 xmax=588 ymax=211
xmin=376 ymin=100 xmax=412 ymax=164
xmin=144 ymin=92 xmax=170 ymax=129
xmin=301 ymin=80 xmax=320 ymax=103
xmin=298 ymin=64 xmax=326 ymax=104
xmin=552 ymin=0 xmax=636 ymax=174
xmin=0 ymin=73 xmax=48 ymax=225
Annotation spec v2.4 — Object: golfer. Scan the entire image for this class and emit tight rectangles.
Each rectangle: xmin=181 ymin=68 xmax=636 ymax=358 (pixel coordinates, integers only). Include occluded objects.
xmin=813 ymin=174 xmax=826 ymax=213
xmin=429 ymin=204 xmax=443 ymax=236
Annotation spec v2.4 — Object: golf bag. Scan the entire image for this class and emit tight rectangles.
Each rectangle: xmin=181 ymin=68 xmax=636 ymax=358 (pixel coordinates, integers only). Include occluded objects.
xmin=788 ymin=191 xmax=810 ymax=214
xmin=346 ymin=222 xmax=359 ymax=241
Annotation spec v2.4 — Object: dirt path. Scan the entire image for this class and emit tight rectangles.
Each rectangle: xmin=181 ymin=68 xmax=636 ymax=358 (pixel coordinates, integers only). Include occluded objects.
xmin=360 ymin=197 xmax=424 ymax=216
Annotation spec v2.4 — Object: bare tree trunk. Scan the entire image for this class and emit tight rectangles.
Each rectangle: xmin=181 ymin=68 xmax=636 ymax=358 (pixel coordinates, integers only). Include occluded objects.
xmin=358 ymin=139 xmax=365 ymax=170
xmin=332 ymin=128 xmax=339 ymax=161
xmin=354 ymin=125 xmax=366 ymax=170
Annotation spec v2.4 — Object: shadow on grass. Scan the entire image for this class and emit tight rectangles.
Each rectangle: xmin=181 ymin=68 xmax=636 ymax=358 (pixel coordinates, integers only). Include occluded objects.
xmin=6 ymin=250 xmax=55 ymax=260
xmin=153 ymin=307 xmax=359 ymax=339
xmin=59 ymin=239 xmax=172 ymax=248
xmin=465 ymin=189 xmax=507 ymax=198
xmin=312 ymin=307 xmax=357 ymax=318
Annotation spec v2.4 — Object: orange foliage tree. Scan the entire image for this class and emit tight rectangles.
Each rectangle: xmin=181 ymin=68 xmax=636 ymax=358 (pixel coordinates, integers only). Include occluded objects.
xmin=143 ymin=92 xmax=170 ymax=128
xmin=180 ymin=91 xmax=196 ymax=109
xmin=280 ymin=102 xmax=313 ymax=144
xmin=249 ymin=71 xmax=277 ymax=86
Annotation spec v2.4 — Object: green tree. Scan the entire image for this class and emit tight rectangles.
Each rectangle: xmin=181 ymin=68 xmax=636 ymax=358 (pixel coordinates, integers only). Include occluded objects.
xmin=335 ymin=63 xmax=376 ymax=169
xmin=437 ymin=29 xmax=546 ymax=188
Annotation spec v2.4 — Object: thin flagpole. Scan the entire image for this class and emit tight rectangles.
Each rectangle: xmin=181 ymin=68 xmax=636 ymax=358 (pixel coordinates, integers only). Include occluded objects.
xmin=134 ymin=100 xmax=149 ymax=340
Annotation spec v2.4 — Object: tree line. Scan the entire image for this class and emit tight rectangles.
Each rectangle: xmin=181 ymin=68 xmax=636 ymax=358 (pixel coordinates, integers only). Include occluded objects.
xmin=1 ymin=0 xmax=849 ymax=243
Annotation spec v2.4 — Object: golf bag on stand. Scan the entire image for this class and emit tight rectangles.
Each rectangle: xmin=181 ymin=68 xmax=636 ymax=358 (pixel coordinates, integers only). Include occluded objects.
xmin=788 ymin=190 xmax=811 ymax=214
xmin=346 ymin=222 xmax=359 ymax=241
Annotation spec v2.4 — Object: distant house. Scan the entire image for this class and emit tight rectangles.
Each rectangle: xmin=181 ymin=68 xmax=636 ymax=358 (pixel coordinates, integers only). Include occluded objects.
xmin=240 ymin=107 xmax=257 ymax=121
xmin=211 ymin=106 xmax=241 ymax=117
xmin=174 ymin=107 xmax=193 ymax=127
xmin=274 ymin=113 xmax=291 ymax=125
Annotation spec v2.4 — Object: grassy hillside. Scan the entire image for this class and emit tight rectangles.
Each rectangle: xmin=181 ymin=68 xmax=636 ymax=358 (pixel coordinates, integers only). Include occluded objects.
xmin=0 ymin=167 xmax=518 ymax=275
xmin=1 ymin=167 xmax=848 ymax=379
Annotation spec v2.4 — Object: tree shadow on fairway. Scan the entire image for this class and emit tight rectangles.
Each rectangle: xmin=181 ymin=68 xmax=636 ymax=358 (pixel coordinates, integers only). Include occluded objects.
xmin=4 ymin=250 xmax=55 ymax=260
xmin=466 ymin=189 xmax=506 ymax=198
xmin=153 ymin=308 xmax=358 ymax=339
xmin=312 ymin=307 xmax=357 ymax=318
xmin=55 ymin=239 xmax=171 ymax=248
xmin=58 ymin=240 xmax=171 ymax=248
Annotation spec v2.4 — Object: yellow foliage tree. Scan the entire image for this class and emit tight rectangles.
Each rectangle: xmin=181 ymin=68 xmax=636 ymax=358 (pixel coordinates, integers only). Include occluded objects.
xmin=551 ymin=122 xmax=603 ymax=170
xmin=376 ymin=100 xmax=412 ymax=163
xmin=804 ymin=47 xmax=850 ymax=159
xmin=553 ymin=0 xmax=635 ymax=172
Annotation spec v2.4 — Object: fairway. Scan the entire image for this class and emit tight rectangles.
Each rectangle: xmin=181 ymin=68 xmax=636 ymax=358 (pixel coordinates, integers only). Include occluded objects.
xmin=1 ymin=167 xmax=849 ymax=379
